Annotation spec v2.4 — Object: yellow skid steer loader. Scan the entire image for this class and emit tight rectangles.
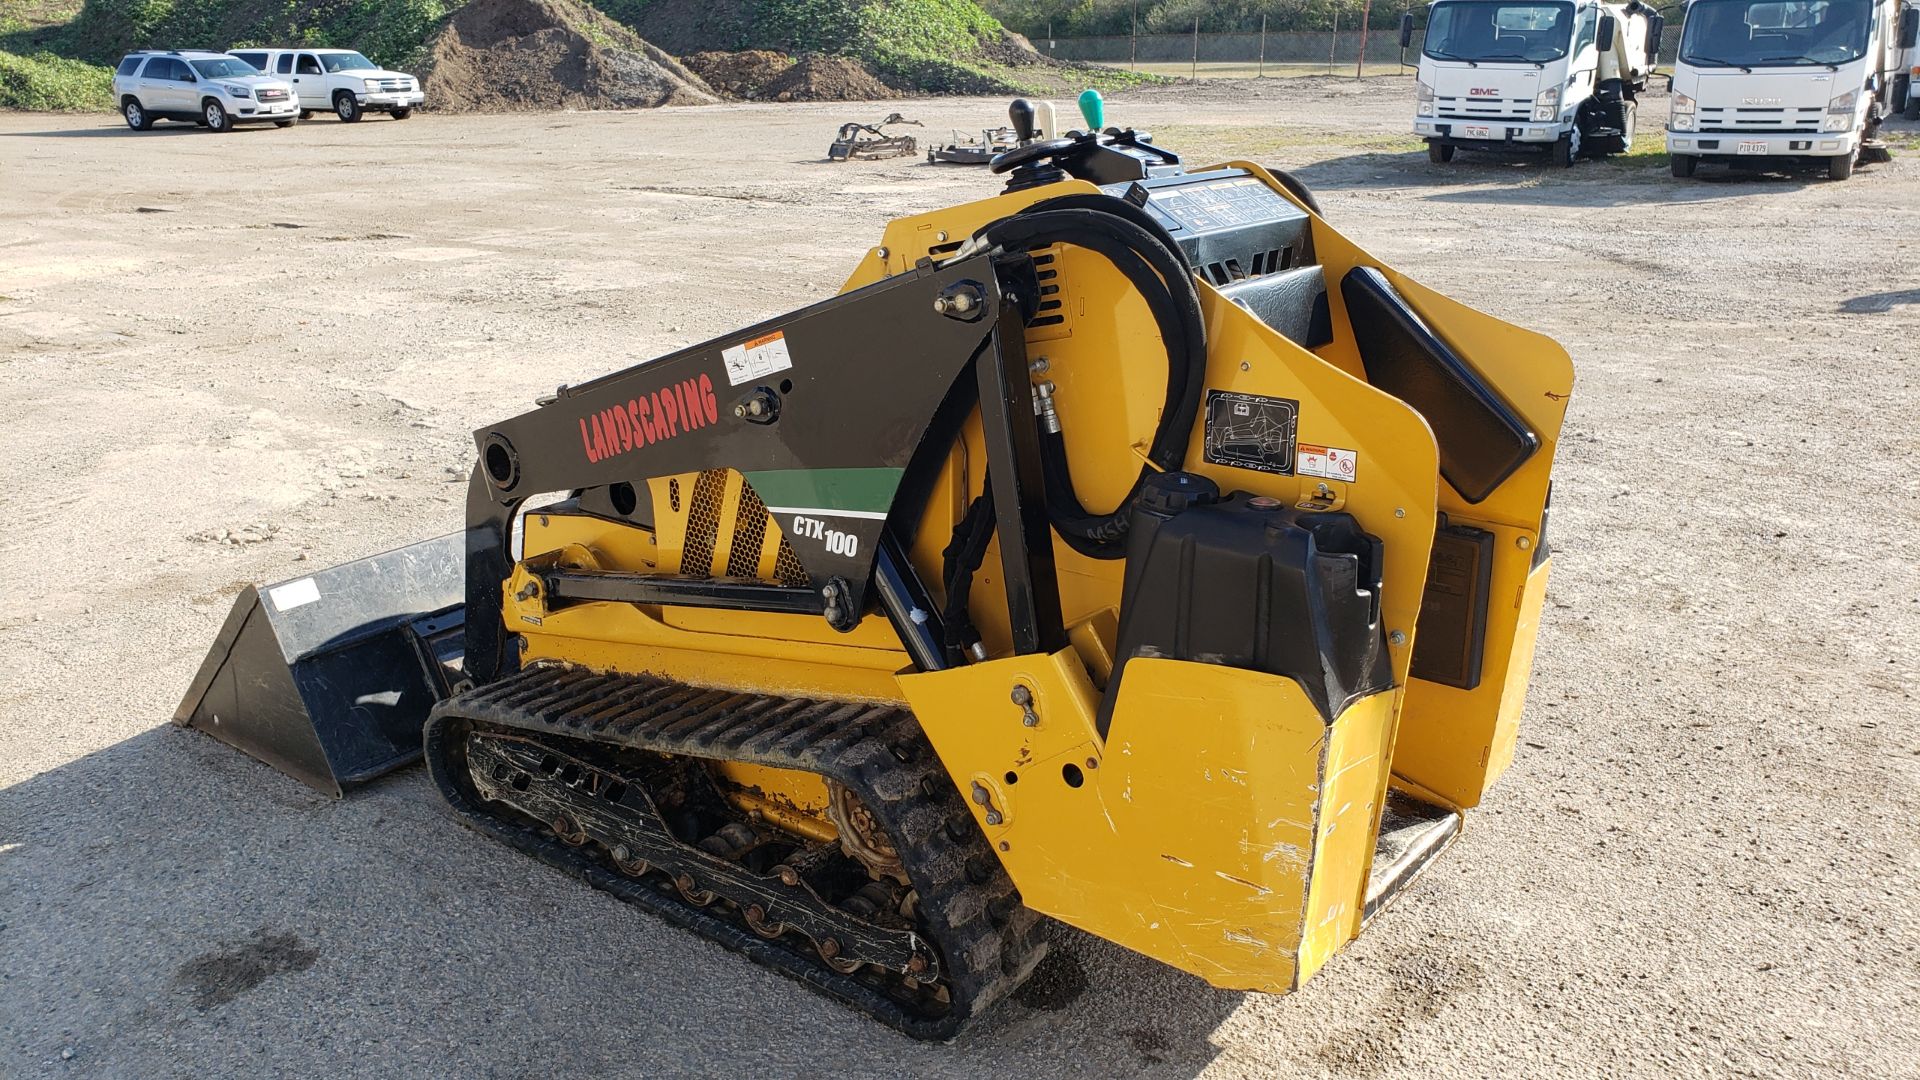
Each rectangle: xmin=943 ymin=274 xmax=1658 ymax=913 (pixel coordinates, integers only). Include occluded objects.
xmin=178 ymin=94 xmax=1572 ymax=1038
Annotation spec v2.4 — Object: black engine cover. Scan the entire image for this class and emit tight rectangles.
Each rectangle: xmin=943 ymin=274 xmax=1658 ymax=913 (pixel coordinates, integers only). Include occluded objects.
xmin=1097 ymin=472 xmax=1392 ymax=734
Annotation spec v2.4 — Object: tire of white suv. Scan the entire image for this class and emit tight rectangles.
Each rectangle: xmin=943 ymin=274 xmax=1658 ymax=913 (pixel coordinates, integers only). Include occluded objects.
xmin=300 ymin=109 xmax=314 ymax=120
xmin=334 ymin=92 xmax=362 ymax=123
xmin=275 ymin=119 xmax=296 ymax=128
xmin=202 ymin=99 xmax=231 ymax=133
xmin=391 ymin=108 xmax=413 ymax=120
xmin=122 ymin=98 xmax=153 ymax=131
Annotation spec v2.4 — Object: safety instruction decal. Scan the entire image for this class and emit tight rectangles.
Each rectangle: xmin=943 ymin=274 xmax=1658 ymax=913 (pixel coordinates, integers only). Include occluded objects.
xmin=721 ymin=330 xmax=794 ymax=387
xmin=1297 ymin=443 xmax=1358 ymax=483
xmin=1203 ymin=390 xmax=1298 ymax=475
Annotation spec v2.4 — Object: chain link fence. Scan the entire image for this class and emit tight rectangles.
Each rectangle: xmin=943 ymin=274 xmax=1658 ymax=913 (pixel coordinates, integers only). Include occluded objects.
xmin=1039 ymin=27 xmax=1684 ymax=78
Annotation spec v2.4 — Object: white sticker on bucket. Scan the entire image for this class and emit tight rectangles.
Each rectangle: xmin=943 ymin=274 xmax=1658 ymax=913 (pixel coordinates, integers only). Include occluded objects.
xmin=267 ymin=577 xmax=321 ymax=612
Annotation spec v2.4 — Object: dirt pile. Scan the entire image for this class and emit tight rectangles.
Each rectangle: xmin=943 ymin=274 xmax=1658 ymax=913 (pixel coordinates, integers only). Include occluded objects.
xmin=681 ymin=49 xmax=897 ymax=101
xmin=680 ymin=50 xmax=793 ymax=98
xmin=761 ymin=54 xmax=897 ymax=101
xmin=421 ymin=0 xmax=717 ymax=112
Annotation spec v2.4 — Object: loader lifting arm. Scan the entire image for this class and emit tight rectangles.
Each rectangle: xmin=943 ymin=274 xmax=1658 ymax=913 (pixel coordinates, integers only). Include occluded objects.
xmin=460 ymin=252 xmax=1037 ymax=684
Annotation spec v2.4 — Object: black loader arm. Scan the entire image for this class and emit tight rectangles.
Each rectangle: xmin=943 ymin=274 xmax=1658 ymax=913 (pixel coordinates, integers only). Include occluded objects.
xmin=462 ymin=252 xmax=1042 ymax=684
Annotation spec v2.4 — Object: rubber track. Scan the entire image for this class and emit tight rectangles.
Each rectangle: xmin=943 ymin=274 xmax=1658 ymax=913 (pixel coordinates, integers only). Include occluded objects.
xmin=424 ymin=662 xmax=1047 ymax=1040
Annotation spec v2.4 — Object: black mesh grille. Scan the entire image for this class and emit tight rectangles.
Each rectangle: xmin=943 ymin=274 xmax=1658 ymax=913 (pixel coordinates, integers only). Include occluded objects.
xmin=681 ymin=469 xmax=726 ymax=575
xmin=727 ymin=482 xmax=771 ymax=579
xmin=773 ymin=538 xmax=808 ymax=587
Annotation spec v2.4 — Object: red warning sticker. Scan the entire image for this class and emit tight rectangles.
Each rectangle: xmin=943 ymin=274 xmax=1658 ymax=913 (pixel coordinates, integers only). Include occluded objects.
xmin=1296 ymin=443 xmax=1357 ymax=483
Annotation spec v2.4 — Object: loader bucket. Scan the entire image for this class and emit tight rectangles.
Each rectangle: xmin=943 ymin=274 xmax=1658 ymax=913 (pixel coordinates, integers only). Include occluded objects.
xmin=174 ymin=533 xmax=466 ymax=796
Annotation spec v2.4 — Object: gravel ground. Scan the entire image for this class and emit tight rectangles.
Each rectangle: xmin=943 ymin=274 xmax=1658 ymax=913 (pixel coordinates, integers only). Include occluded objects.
xmin=1 ymin=80 xmax=1916 ymax=1079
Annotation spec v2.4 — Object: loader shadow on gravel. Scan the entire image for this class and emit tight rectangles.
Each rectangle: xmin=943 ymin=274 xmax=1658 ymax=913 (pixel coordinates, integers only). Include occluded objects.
xmin=0 ymin=722 xmax=1248 ymax=1077
xmin=1840 ymin=287 xmax=1920 ymax=313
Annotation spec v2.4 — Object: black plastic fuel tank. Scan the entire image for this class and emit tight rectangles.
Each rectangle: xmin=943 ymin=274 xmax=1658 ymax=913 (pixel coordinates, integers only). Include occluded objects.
xmin=1097 ymin=472 xmax=1392 ymax=734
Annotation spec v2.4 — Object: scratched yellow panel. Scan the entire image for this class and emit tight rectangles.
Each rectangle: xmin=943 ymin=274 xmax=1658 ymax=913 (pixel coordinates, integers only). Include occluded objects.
xmin=1298 ymin=691 xmax=1398 ymax=981
xmin=900 ymin=651 xmax=1396 ymax=992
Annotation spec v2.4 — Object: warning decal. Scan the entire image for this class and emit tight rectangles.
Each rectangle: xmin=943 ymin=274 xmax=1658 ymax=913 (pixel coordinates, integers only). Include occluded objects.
xmin=1297 ymin=443 xmax=1358 ymax=483
xmin=721 ymin=330 xmax=794 ymax=387
xmin=1203 ymin=390 xmax=1299 ymax=475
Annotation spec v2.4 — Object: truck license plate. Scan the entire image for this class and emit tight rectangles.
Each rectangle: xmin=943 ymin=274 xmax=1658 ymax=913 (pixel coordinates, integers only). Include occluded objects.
xmin=1737 ymin=141 xmax=1769 ymax=155
xmin=1462 ymin=125 xmax=1492 ymax=139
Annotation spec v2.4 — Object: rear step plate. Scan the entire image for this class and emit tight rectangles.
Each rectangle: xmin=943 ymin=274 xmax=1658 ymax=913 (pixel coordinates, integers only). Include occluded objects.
xmin=1363 ymin=790 xmax=1462 ymax=921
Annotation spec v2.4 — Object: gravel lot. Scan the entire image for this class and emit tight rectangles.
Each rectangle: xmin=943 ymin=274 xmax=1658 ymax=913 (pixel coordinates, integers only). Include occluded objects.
xmin=1 ymin=79 xmax=1916 ymax=1079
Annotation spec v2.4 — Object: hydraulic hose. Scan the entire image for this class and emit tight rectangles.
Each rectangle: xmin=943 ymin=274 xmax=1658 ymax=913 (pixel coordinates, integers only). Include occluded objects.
xmin=974 ymin=200 xmax=1206 ymax=559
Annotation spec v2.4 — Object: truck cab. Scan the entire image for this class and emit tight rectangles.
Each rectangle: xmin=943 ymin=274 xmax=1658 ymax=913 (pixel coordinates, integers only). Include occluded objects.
xmin=1411 ymin=0 xmax=1658 ymax=165
xmin=1667 ymin=0 xmax=1917 ymax=179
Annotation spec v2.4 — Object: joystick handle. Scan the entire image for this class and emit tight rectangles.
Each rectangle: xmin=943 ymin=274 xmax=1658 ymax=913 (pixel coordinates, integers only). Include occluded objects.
xmin=1077 ymin=89 xmax=1105 ymax=132
xmin=1009 ymin=98 xmax=1038 ymax=144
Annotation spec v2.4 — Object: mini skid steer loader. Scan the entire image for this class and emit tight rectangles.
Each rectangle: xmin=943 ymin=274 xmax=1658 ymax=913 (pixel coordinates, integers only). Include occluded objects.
xmin=178 ymin=94 xmax=1573 ymax=1038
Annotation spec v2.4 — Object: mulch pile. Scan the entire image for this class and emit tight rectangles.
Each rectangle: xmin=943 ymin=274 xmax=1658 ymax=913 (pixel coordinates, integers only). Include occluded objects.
xmin=683 ymin=50 xmax=899 ymax=101
xmin=760 ymin=54 xmax=898 ymax=101
xmin=421 ymin=0 xmax=717 ymax=112
xmin=680 ymin=50 xmax=793 ymax=98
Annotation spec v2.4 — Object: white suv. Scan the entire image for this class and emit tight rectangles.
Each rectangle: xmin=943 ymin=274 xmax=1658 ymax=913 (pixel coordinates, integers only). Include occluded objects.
xmin=112 ymin=51 xmax=299 ymax=132
xmin=227 ymin=48 xmax=423 ymax=122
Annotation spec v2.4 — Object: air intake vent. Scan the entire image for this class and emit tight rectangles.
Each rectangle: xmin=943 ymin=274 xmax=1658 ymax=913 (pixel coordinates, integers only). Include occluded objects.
xmin=1029 ymin=249 xmax=1065 ymax=328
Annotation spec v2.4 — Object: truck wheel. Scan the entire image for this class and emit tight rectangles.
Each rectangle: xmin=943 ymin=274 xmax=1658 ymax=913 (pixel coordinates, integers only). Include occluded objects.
xmin=1908 ymin=96 xmax=1920 ymax=122
xmin=1428 ymin=141 xmax=1454 ymax=164
xmin=391 ymin=108 xmax=413 ymax=120
xmin=122 ymin=98 xmax=153 ymax=131
xmin=1618 ymin=102 xmax=1637 ymax=155
xmin=300 ymin=109 xmax=314 ymax=120
xmin=1670 ymin=154 xmax=1697 ymax=178
xmin=202 ymin=99 xmax=231 ymax=133
xmin=1826 ymin=153 xmax=1854 ymax=181
xmin=1551 ymin=131 xmax=1577 ymax=167
xmin=334 ymin=93 xmax=362 ymax=123
xmin=275 ymin=120 xmax=296 ymax=128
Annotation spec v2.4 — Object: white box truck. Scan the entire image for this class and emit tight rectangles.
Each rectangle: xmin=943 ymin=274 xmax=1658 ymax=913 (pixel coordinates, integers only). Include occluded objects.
xmin=1667 ymin=0 xmax=1919 ymax=179
xmin=1899 ymin=1 xmax=1920 ymax=118
xmin=1407 ymin=0 xmax=1661 ymax=166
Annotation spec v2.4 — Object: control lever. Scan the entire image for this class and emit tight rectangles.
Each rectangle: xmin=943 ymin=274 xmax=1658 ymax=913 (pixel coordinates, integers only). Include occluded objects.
xmin=1009 ymin=98 xmax=1038 ymax=145
xmin=1077 ymin=89 xmax=1105 ymax=133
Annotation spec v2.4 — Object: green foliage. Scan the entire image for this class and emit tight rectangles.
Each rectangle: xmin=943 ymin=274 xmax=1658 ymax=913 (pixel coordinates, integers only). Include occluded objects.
xmin=0 ymin=0 xmax=1156 ymax=111
xmin=983 ymin=0 xmax=1410 ymax=37
xmin=14 ymin=0 xmax=456 ymax=70
xmin=0 ymin=48 xmax=113 ymax=110
xmin=744 ymin=0 xmax=999 ymax=64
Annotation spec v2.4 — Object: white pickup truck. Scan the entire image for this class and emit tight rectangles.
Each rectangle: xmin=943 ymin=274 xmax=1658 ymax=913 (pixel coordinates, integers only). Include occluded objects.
xmin=227 ymin=48 xmax=423 ymax=122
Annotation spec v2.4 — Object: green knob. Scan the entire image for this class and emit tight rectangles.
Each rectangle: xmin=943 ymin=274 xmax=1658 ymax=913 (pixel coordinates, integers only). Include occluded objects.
xmin=1078 ymin=89 xmax=1104 ymax=132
